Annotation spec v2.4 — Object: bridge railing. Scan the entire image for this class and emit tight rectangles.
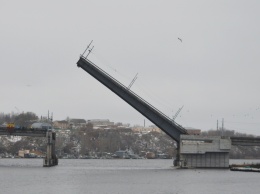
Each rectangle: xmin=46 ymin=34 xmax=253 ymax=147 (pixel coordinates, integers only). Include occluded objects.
xmin=80 ymin=56 xmax=187 ymax=134
xmin=230 ymin=136 xmax=260 ymax=146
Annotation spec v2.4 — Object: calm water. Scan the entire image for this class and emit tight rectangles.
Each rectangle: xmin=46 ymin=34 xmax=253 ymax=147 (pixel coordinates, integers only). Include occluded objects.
xmin=0 ymin=159 xmax=259 ymax=194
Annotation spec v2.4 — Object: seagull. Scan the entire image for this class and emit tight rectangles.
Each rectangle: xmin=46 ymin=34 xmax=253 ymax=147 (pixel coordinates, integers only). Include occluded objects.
xmin=178 ymin=38 xmax=182 ymax=42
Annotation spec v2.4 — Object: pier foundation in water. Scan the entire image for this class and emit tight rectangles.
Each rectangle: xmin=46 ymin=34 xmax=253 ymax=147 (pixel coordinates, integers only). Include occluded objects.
xmin=43 ymin=131 xmax=58 ymax=167
xmin=178 ymin=135 xmax=231 ymax=168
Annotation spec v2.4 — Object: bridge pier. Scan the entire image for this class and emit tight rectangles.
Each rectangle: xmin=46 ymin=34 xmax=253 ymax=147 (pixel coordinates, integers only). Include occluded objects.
xmin=173 ymin=143 xmax=181 ymax=167
xmin=43 ymin=131 xmax=58 ymax=167
xmin=178 ymin=135 xmax=231 ymax=168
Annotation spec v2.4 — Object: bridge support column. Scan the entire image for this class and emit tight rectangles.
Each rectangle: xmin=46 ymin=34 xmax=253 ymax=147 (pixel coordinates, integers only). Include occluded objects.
xmin=173 ymin=143 xmax=182 ymax=167
xmin=43 ymin=131 xmax=58 ymax=167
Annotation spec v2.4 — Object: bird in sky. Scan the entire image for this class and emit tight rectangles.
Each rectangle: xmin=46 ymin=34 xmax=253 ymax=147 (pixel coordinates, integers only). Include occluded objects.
xmin=178 ymin=37 xmax=182 ymax=42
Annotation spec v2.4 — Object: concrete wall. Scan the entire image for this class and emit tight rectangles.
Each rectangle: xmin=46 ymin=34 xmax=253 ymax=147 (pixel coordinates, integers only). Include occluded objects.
xmin=179 ymin=135 xmax=231 ymax=168
xmin=181 ymin=152 xmax=229 ymax=168
xmin=180 ymin=135 xmax=231 ymax=154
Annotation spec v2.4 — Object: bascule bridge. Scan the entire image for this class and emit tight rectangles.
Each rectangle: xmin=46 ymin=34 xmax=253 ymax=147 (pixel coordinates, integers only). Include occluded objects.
xmin=77 ymin=45 xmax=260 ymax=168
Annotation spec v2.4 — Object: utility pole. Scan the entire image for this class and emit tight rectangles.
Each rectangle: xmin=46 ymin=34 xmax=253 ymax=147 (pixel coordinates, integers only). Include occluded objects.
xmin=221 ymin=118 xmax=224 ymax=136
xmin=217 ymin=120 xmax=218 ymax=131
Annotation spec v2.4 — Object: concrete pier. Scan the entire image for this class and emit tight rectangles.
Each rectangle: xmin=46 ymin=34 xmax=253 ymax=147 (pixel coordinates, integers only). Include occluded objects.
xmin=43 ymin=131 xmax=58 ymax=167
xmin=179 ymin=135 xmax=231 ymax=168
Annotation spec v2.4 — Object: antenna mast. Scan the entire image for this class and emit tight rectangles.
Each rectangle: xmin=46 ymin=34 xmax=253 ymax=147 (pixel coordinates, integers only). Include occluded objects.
xmin=86 ymin=46 xmax=94 ymax=58
xmin=173 ymin=105 xmax=184 ymax=121
xmin=82 ymin=40 xmax=93 ymax=56
xmin=127 ymin=73 xmax=138 ymax=90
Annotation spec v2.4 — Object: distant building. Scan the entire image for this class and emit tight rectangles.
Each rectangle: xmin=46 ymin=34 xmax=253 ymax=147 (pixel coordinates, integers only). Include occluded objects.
xmin=53 ymin=120 xmax=69 ymax=129
xmin=132 ymin=126 xmax=162 ymax=133
xmin=185 ymin=128 xmax=201 ymax=135
xmin=31 ymin=122 xmax=52 ymax=130
xmin=114 ymin=149 xmax=136 ymax=159
xmin=69 ymin=119 xmax=87 ymax=129
xmin=30 ymin=150 xmax=44 ymax=157
xmin=116 ymin=126 xmax=132 ymax=132
xmin=114 ymin=150 xmax=128 ymax=159
xmin=88 ymin=119 xmax=114 ymax=127
xmin=18 ymin=150 xmax=30 ymax=158
xmin=18 ymin=149 xmax=43 ymax=158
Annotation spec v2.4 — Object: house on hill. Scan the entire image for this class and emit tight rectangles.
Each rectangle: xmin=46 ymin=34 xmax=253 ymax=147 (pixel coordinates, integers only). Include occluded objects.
xmin=69 ymin=119 xmax=87 ymax=129
xmin=87 ymin=119 xmax=114 ymax=127
xmin=53 ymin=120 xmax=69 ymax=129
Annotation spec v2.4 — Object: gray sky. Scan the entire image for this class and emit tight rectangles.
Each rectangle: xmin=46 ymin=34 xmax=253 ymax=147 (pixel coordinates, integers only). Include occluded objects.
xmin=1 ymin=0 xmax=260 ymax=135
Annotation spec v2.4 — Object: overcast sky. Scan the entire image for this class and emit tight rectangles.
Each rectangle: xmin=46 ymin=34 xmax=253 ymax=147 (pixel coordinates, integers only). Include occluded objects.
xmin=1 ymin=0 xmax=260 ymax=135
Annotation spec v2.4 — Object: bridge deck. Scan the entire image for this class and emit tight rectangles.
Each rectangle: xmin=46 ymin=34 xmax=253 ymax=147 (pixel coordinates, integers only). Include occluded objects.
xmin=0 ymin=131 xmax=46 ymax=137
xmin=77 ymin=56 xmax=187 ymax=142
xmin=231 ymin=136 xmax=260 ymax=146
xmin=0 ymin=128 xmax=47 ymax=137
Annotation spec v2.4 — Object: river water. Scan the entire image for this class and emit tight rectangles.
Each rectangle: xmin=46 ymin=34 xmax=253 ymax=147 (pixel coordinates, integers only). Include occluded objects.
xmin=0 ymin=159 xmax=259 ymax=194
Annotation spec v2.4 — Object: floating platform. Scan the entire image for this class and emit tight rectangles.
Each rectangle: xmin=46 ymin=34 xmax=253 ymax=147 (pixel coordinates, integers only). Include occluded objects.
xmin=230 ymin=163 xmax=260 ymax=172
xmin=230 ymin=167 xmax=260 ymax=172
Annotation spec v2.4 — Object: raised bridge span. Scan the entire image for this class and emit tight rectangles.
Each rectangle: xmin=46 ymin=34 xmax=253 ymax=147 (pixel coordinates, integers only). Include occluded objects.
xmin=77 ymin=52 xmax=260 ymax=168
xmin=77 ymin=56 xmax=187 ymax=143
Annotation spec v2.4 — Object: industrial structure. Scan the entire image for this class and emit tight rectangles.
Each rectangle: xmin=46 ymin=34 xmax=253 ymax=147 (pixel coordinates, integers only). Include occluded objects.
xmin=77 ymin=44 xmax=260 ymax=168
